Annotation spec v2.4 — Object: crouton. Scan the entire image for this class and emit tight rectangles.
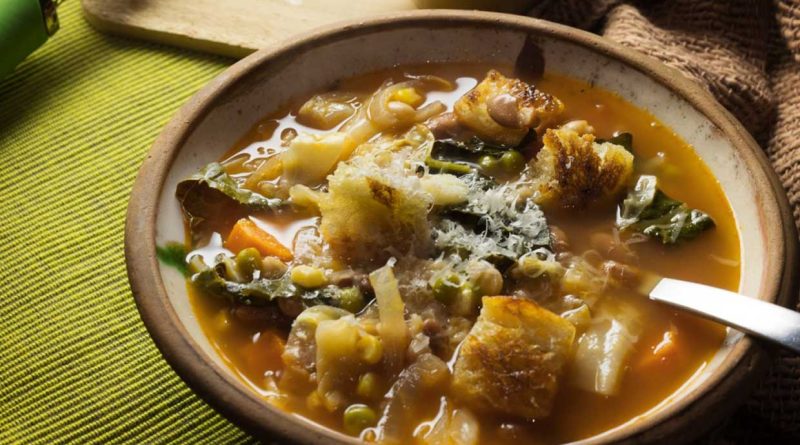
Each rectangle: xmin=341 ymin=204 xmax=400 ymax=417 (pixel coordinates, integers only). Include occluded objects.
xmin=454 ymin=70 xmax=563 ymax=146
xmin=530 ymin=127 xmax=634 ymax=209
xmin=318 ymin=157 xmax=433 ymax=266
xmin=451 ymin=296 xmax=575 ymax=419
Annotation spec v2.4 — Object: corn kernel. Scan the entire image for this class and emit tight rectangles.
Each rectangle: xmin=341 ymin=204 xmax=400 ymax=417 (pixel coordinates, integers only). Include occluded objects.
xmin=392 ymin=87 xmax=424 ymax=107
xmin=290 ymin=265 xmax=328 ymax=288
xmin=357 ymin=334 xmax=383 ymax=365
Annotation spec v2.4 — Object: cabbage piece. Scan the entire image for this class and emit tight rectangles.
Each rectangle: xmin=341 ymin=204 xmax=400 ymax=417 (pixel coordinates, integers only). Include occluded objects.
xmin=315 ymin=314 xmax=382 ymax=411
xmin=567 ymin=299 xmax=642 ymax=396
xmin=419 ymin=402 xmax=480 ymax=445
xmin=281 ymin=306 xmax=351 ymax=383
xmin=282 ymin=132 xmax=357 ymax=185
xmin=369 ymin=264 xmax=408 ymax=375
xmin=617 ymin=175 xmax=715 ymax=244
xmin=296 ymin=92 xmax=359 ymax=130
xmin=376 ymin=353 xmax=450 ymax=443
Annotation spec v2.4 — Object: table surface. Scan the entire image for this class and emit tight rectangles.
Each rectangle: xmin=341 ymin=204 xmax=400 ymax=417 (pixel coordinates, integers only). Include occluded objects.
xmin=0 ymin=3 xmax=256 ymax=443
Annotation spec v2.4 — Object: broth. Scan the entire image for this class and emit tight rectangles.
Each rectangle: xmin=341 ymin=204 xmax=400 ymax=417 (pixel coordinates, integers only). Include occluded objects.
xmin=185 ymin=64 xmax=739 ymax=444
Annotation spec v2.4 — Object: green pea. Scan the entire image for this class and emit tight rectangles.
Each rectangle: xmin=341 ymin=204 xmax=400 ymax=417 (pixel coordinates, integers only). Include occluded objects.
xmin=343 ymin=404 xmax=377 ymax=435
xmin=478 ymin=155 xmax=498 ymax=171
xmin=499 ymin=150 xmax=525 ymax=173
xmin=338 ymin=286 xmax=366 ymax=313
xmin=356 ymin=372 xmax=382 ymax=401
xmin=431 ymin=273 xmax=462 ymax=304
xmin=235 ymin=248 xmax=262 ymax=281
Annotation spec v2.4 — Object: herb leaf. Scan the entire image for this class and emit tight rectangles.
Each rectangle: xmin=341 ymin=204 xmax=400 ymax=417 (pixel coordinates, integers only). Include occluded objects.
xmin=617 ymin=175 xmax=715 ymax=244
xmin=156 ymin=242 xmax=189 ymax=276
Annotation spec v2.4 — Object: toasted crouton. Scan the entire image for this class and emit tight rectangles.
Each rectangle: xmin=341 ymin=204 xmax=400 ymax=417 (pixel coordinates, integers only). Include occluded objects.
xmin=452 ymin=296 xmax=575 ymax=419
xmin=530 ymin=127 xmax=634 ymax=208
xmin=318 ymin=157 xmax=433 ymax=266
xmin=454 ymin=70 xmax=563 ymax=146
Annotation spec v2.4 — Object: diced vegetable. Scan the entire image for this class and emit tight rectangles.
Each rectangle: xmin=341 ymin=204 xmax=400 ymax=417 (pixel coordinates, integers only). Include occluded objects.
xmin=452 ymin=296 xmax=575 ymax=419
xmin=225 ymin=218 xmax=293 ymax=262
xmin=420 ymin=174 xmax=469 ymax=206
xmin=297 ymin=92 xmax=359 ymax=130
xmin=282 ymin=132 xmax=357 ymax=185
xmin=315 ymin=315 xmax=380 ymax=411
xmin=617 ymin=175 xmax=715 ymax=244
xmin=368 ymin=264 xmax=408 ymax=375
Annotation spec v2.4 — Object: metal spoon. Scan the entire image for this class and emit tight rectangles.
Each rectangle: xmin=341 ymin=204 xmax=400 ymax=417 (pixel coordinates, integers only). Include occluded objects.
xmin=637 ymin=272 xmax=800 ymax=354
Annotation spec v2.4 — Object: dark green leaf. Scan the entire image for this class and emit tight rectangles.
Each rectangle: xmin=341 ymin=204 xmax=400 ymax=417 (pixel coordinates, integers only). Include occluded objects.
xmin=156 ymin=242 xmax=189 ymax=276
xmin=617 ymin=175 xmax=715 ymax=244
xmin=597 ymin=132 xmax=634 ymax=153
xmin=425 ymin=137 xmax=513 ymax=176
xmin=176 ymin=162 xmax=284 ymax=235
xmin=433 ymin=173 xmax=551 ymax=268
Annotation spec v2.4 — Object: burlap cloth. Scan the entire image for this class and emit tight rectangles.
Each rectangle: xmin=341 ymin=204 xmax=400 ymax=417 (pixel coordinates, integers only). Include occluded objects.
xmin=528 ymin=1 xmax=800 ymax=442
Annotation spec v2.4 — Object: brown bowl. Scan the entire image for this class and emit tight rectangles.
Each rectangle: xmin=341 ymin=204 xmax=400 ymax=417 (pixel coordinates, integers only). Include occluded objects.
xmin=125 ymin=10 xmax=798 ymax=444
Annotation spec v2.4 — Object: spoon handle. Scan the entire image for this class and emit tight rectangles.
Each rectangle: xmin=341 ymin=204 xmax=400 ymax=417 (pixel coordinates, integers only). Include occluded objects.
xmin=648 ymin=278 xmax=800 ymax=354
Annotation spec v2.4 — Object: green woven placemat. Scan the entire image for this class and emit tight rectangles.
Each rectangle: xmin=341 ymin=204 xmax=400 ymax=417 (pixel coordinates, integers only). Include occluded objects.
xmin=0 ymin=3 xmax=255 ymax=443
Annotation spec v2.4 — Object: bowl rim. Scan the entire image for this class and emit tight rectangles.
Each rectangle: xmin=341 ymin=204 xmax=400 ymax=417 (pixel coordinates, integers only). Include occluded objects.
xmin=125 ymin=9 xmax=799 ymax=444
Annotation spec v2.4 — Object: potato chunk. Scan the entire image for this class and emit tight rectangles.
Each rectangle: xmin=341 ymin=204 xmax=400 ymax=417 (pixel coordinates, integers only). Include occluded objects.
xmin=452 ymin=296 xmax=575 ymax=419
xmin=454 ymin=70 xmax=563 ymax=146
xmin=530 ymin=127 xmax=634 ymax=209
xmin=318 ymin=157 xmax=433 ymax=266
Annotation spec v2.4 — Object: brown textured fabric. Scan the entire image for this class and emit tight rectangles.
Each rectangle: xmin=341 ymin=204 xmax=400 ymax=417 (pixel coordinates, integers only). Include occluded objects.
xmin=530 ymin=0 xmax=800 ymax=442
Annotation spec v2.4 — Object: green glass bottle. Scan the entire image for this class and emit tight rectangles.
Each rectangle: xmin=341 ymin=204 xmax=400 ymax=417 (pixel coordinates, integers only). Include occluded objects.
xmin=0 ymin=0 xmax=61 ymax=79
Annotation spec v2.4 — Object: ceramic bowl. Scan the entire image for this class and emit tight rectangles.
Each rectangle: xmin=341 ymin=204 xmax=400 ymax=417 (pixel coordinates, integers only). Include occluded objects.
xmin=125 ymin=10 xmax=798 ymax=444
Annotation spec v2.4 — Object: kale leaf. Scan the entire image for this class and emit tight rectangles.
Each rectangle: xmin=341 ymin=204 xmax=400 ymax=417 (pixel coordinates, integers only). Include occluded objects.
xmin=597 ymin=132 xmax=634 ymax=153
xmin=189 ymin=255 xmax=336 ymax=307
xmin=432 ymin=173 xmax=551 ymax=269
xmin=617 ymin=175 xmax=715 ymax=244
xmin=176 ymin=162 xmax=283 ymax=235
xmin=425 ymin=137 xmax=511 ymax=175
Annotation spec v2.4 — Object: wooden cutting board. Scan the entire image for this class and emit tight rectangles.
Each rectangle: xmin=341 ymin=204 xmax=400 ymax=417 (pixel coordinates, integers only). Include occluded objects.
xmin=81 ymin=0 xmax=418 ymax=58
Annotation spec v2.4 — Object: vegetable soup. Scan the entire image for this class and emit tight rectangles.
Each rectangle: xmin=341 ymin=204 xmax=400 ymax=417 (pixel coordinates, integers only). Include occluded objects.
xmin=169 ymin=64 xmax=739 ymax=444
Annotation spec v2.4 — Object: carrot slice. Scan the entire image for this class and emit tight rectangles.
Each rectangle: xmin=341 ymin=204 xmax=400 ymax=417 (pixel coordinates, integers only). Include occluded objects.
xmin=225 ymin=218 xmax=293 ymax=261
xmin=636 ymin=324 xmax=681 ymax=370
